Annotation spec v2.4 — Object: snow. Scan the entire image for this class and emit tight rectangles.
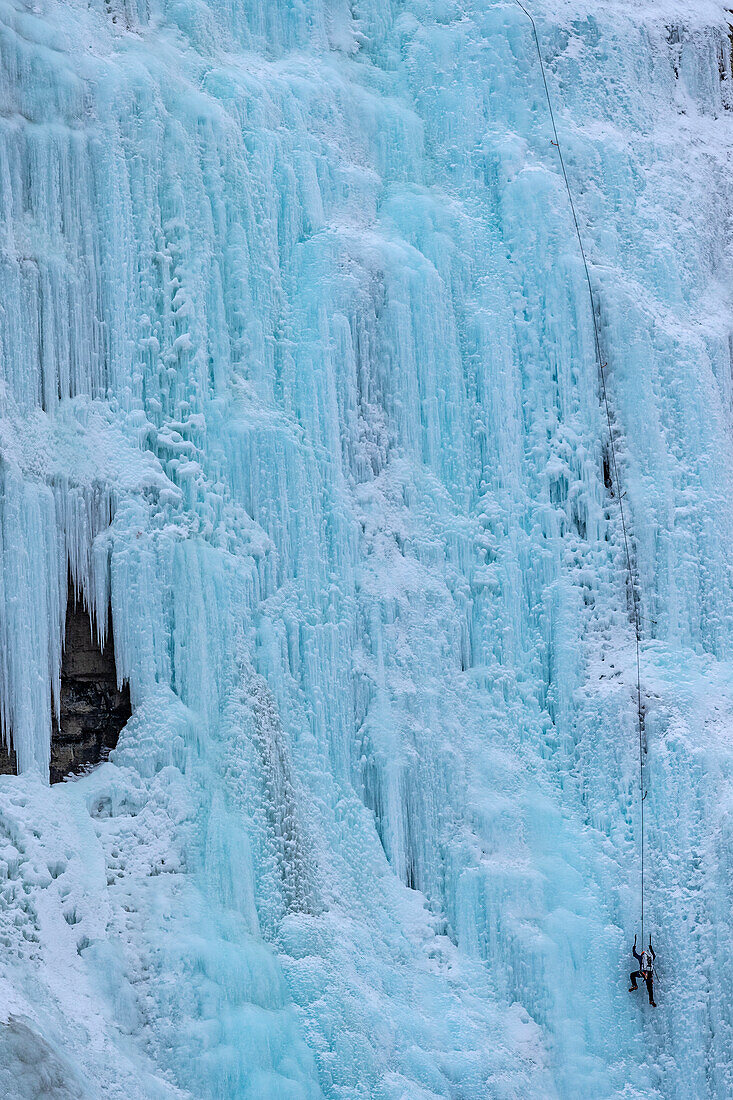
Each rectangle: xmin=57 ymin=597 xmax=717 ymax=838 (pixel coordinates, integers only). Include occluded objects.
xmin=0 ymin=0 xmax=732 ymax=1095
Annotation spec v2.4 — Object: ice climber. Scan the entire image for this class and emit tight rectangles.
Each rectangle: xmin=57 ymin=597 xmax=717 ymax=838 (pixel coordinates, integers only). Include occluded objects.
xmin=629 ymin=935 xmax=656 ymax=1006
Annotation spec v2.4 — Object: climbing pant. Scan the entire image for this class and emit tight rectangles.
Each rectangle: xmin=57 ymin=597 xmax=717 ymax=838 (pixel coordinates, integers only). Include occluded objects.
xmin=630 ymin=971 xmax=655 ymax=1005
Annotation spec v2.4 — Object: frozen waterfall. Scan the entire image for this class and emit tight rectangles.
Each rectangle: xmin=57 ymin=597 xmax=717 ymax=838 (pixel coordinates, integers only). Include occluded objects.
xmin=0 ymin=0 xmax=732 ymax=1096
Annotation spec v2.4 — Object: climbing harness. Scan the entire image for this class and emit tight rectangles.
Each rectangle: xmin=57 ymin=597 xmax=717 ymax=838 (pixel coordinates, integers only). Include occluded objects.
xmin=512 ymin=2 xmax=648 ymax=944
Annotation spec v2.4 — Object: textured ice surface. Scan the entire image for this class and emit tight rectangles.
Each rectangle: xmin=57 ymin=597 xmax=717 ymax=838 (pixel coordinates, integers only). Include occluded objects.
xmin=0 ymin=0 xmax=732 ymax=1096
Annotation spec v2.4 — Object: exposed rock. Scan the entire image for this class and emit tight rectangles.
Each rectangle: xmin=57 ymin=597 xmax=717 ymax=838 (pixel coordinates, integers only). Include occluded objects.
xmin=0 ymin=741 xmax=17 ymax=775
xmin=0 ymin=597 xmax=131 ymax=782
xmin=50 ymin=600 xmax=131 ymax=784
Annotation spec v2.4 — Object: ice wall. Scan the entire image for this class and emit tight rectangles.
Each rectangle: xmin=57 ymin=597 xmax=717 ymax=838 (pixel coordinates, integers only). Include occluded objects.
xmin=0 ymin=0 xmax=732 ymax=1096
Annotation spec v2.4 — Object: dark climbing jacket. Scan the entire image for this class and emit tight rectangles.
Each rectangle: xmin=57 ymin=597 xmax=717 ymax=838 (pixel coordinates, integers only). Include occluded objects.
xmin=633 ymin=944 xmax=655 ymax=974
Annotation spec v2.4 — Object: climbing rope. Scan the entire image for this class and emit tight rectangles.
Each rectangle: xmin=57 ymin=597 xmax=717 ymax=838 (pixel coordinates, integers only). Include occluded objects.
xmin=511 ymin=2 xmax=647 ymax=943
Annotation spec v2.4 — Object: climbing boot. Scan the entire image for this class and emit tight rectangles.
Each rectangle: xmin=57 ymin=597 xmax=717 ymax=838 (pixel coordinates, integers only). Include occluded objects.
xmin=629 ymin=985 xmax=638 ymax=992
xmin=650 ymin=1001 xmax=657 ymax=1007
